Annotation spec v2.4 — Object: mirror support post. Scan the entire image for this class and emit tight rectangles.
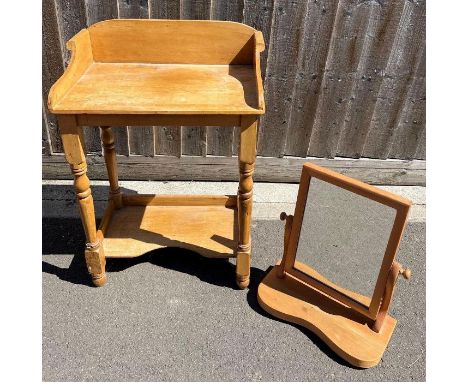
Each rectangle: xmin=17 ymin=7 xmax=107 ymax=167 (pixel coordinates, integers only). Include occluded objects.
xmin=277 ymin=212 xmax=294 ymax=278
xmin=372 ymin=261 xmax=411 ymax=333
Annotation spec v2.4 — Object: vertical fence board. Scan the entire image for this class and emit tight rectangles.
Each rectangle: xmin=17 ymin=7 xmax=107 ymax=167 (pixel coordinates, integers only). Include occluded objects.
xmin=181 ymin=0 xmax=210 ymax=19
xmin=85 ymin=0 xmax=118 ymax=24
xmin=207 ymin=0 xmax=244 ymax=157
xmin=388 ymin=46 xmax=425 ymax=159
xmin=117 ymin=1 xmax=154 ymax=156
xmin=43 ymin=0 xmax=65 ymax=153
xmin=118 ymin=0 xmax=149 ymax=18
xmin=336 ymin=0 xmax=406 ymax=158
xmin=180 ymin=0 xmax=210 ymax=156
xmin=307 ymin=0 xmax=374 ymax=158
xmin=150 ymin=0 xmax=180 ymax=19
xmin=361 ymin=0 xmax=426 ymax=159
xmin=284 ymin=0 xmax=339 ymax=157
xmin=42 ymin=101 xmax=52 ymax=155
xmin=414 ymin=125 xmax=426 ymax=160
xmin=257 ymin=0 xmax=309 ymax=157
xmin=235 ymin=0 xmax=274 ymax=155
xmin=149 ymin=0 xmax=182 ymax=156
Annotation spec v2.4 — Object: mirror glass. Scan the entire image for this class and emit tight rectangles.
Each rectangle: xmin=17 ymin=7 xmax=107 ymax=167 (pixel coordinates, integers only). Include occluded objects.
xmin=294 ymin=176 xmax=397 ymax=303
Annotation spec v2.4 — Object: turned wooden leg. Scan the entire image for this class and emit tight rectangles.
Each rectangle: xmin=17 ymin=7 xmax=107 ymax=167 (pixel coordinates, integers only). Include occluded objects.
xmin=100 ymin=126 xmax=123 ymax=208
xmin=59 ymin=115 xmax=107 ymax=287
xmin=236 ymin=116 xmax=257 ymax=289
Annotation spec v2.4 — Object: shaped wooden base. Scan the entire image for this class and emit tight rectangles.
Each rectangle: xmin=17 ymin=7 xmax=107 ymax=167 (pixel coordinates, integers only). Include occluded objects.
xmin=257 ymin=263 xmax=397 ymax=368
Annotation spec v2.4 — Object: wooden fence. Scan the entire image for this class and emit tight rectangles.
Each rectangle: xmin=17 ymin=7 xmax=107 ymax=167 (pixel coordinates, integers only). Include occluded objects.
xmin=42 ymin=0 xmax=426 ymax=185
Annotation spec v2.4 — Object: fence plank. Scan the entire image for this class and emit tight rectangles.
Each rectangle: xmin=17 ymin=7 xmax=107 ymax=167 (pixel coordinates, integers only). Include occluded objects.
xmin=149 ymin=0 xmax=180 ymax=19
xmin=129 ymin=128 xmax=155 ymax=156
xmin=414 ymin=125 xmax=426 ymax=160
xmin=85 ymin=0 xmax=118 ymax=24
xmin=181 ymin=0 xmax=210 ymax=19
xmin=234 ymin=0 xmax=274 ymax=155
xmin=43 ymin=155 xmax=426 ymax=186
xmin=336 ymin=1 xmax=406 ymax=158
xmin=284 ymin=0 xmax=339 ymax=157
xmin=361 ymin=0 xmax=426 ymax=159
xmin=180 ymin=0 xmax=210 ymax=156
xmin=257 ymin=0 xmax=309 ymax=157
xmin=388 ymin=46 xmax=425 ymax=159
xmin=207 ymin=0 xmax=245 ymax=157
xmin=307 ymin=0 xmax=375 ymax=158
xmin=117 ymin=1 xmax=153 ymax=156
xmin=42 ymin=0 xmax=65 ymax=153
xmin=149 ymin=1 xmax=182 ymax=156
xmin=118 ymin=0 xmax=149 ymax=18
xmin=42 ymin=101 xmax=52 ymax=155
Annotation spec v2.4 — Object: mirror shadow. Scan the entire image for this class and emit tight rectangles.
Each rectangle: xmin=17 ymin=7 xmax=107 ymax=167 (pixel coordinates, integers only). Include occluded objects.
xmin=245 ymin=266 xmax=361 ymax=369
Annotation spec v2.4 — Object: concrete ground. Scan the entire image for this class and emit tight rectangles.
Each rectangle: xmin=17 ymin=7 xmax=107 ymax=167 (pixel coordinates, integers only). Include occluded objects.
xmin=43 ymin=181 xmax=425 ymax=381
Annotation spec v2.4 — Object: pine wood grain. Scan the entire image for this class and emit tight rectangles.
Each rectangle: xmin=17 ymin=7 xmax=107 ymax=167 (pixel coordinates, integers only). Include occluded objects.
xmin=258 ymin=264 xmax=397 ymax=368
xmin=50 ymin=63 xmax=261 ymax=115
xmin=103 ymin=203 xmax=238 ymax=259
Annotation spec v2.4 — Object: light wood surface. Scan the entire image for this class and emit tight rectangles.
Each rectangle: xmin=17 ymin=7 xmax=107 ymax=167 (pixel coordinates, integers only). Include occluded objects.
xmin=100 ymin=127 xmax=122 ymax=208
xmin=236 ymin=116 xmax=257 ymax=289
xmin=48 ymin=19 xmax=265 ymax=116
xmin=50 ymin=63 xmax=261 ymax=115
xmin=88 ymin=19 xmax=256 ymax=65
xmin=103 ymin=197 xmax=238 ymax=259
xmin=52 ymin=19 xmax=264 ymax=288
xmin=257 ymin=162 xmax=412 ymax=367
xmin=58 ymin=114 xmax=106 ymax=286
xmin=258 ymin=264 xmax=396 ymax=369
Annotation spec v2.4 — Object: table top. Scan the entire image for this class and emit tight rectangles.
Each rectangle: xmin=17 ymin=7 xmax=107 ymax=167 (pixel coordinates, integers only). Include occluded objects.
xmin=50 ymin=63 xmax=261 ymax=115
xmin=48 ymin=19 xmax=265 ymax=116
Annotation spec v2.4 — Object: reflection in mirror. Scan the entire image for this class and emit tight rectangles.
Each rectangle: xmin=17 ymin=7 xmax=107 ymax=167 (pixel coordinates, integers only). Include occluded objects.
xmin=294 ymin=176 xmax=397 ymax=301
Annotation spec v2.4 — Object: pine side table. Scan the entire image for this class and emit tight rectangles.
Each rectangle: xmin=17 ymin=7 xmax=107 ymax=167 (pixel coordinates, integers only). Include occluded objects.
xmin=48 ymin=20 xmax=265 ymax=289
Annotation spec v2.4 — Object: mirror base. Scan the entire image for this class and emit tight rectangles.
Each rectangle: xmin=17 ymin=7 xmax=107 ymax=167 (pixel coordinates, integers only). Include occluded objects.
xmin=257 ymin=263 xmax=397 ymax=368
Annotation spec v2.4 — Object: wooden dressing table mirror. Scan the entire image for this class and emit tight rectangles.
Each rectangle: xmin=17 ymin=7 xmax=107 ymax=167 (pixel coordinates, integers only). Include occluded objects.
xmin=257 ymin=163 xmax=412 ymax=368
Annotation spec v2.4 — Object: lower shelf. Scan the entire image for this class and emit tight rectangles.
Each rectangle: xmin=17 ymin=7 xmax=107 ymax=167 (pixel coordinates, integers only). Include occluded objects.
xmin=257 ymin=263 xmax=397 ymax=368
xmin=100 ymin=194 xmax=238 ymax=259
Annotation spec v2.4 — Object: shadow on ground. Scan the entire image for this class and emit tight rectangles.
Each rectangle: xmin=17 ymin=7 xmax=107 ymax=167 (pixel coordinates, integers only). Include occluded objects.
xmin=43 ymin=216 xmax=354 ymax=367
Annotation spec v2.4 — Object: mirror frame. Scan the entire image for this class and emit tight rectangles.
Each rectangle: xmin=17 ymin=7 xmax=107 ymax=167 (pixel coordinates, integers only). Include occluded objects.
xmin=282 ymin=163 xmax=411 ymax=321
